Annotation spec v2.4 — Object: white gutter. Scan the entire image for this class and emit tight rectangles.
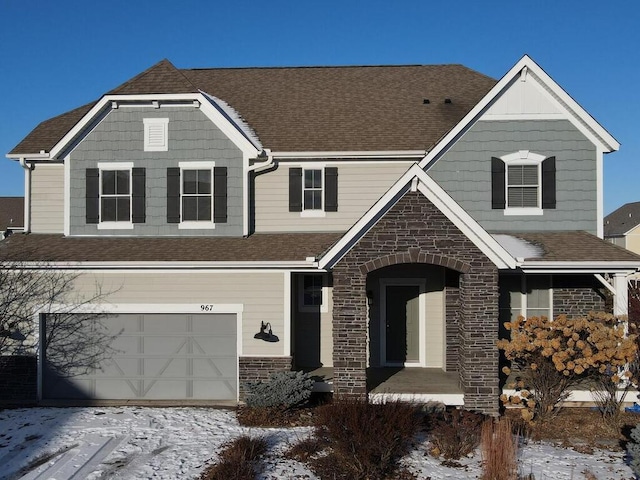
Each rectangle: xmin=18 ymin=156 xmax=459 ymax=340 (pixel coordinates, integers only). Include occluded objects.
xmin=6 ymin=152 xmax=50 ymax=161
xmin=248 ymin=148 xmax=274 ymax=173
xmin=18 ymin=157 xmax=33 ymax=233
xmin=271 ymin=150 xmax=427 ymax=159
xmin=11 ymin=260 xmax=322 ymax=270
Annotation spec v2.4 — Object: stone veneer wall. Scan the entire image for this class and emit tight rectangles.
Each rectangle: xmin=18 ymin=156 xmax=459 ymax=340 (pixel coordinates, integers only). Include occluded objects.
xmin=331 ymin=191 xmax=500 ymax=414
xmin=553 ymin=275 xmax=609 ymax=317
xmin=0 ymin=356 xmax=37 ymax=406
xmin=238 ymin=356 xmax=292 ymax=398
xmin=445 ymin=284 xmax=460 ymax=373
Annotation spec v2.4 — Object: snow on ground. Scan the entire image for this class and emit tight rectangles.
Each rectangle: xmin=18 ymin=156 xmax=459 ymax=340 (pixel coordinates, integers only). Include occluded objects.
xmin=0 ymin=406 xmax=634 ymax=480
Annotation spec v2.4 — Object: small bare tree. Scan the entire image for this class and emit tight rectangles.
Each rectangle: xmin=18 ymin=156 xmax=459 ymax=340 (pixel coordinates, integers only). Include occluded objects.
xmin=0 ymin=249 xmax=118 ymax=377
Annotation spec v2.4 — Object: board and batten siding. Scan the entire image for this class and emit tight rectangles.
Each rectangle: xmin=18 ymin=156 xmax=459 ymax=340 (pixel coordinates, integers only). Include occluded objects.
xmin=254 ymin=162 xmax=413 ymax=232
xmin=68 ymin=106 xmax=243 ymax=236
xmin=71 ymin=270 xmax=286 ymax=356
xmin=429 ymin=119 xmax=598 ymax=233
xmin=624 ymin=224 xmax=640 ymax=256
xmin=30 ymin=164 xmax=64 ymax=233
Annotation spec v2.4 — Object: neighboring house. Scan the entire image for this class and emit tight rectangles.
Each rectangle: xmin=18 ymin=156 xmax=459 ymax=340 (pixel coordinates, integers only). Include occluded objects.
xmin=605 ymin=202 xmax=640 ymax=255
xmin=4 ymin=55 xmax=640 ymax=414
xmin=0 ymin=197 xmax=24 ymax=239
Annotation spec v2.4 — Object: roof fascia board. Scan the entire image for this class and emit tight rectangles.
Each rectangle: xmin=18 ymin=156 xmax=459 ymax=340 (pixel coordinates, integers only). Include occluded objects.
xmin=418 ymin=55 xmax=618 ymax=171
xmin=11 ymin=260 xmax=320 ymax=270
xmin=272 ymin=150 xmax=427 ymax=159
xmin=6 ymin=153 xmax=51 ymax=161
xmin=318 ymin=164 xmax=516 ymax=270
xmin=48 ymin=93 xmax=260 ymax=160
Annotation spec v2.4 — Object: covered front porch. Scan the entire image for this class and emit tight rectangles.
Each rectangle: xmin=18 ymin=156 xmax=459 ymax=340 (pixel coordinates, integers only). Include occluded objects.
xmin=303 ymin=366 xmax=464 ymax=405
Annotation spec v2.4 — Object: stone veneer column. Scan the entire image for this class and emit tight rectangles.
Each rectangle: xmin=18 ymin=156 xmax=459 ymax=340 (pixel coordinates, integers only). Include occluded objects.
xmin=331 ymin=266 xmax=368 ymax=397
xmin=459 ymin=268 xmax=499 ymax=414
xmin=329 ymin=192 xmax=501 ymax=413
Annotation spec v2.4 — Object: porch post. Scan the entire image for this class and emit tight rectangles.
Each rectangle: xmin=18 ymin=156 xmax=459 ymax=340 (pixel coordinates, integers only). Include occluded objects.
xmin=613 ymin=273 xmax=629 ymax=317
xmin=332 ymin=265 xmax=368 ymax=398
xmin=459 ymin=266 xmax=500 ymax=415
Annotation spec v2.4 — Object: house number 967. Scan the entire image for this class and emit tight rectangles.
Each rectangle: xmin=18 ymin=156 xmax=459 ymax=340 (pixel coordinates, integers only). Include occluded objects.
xmin=200 ymin=304 xmax=214 ymax=311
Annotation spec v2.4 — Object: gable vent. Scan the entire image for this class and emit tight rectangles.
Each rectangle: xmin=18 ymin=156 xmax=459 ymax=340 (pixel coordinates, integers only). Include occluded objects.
xmin=143 ymin=118 xmax=169 ymax=152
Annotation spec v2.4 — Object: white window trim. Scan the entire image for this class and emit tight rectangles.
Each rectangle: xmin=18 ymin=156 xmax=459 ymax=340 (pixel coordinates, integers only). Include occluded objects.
xmin=143 ymin=118 xmax=169 ymax=152
xmin=298 ymin=274 xmax=329 ymax=313
xmin=178 ymin=161 xmax=216 ymax=229
xmin=502 ymin=150 xmax=545 ymax=216
xmin=518 ymin=275 xmax=553 ymax=320
xmin=300 ymin=164 xmax=326 ymax=218
xmin=96 ymin=162 xmax=134 ymax=230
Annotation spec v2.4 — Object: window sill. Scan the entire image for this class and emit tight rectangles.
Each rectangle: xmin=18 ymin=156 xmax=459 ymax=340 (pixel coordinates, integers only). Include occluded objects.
xmin=300 ymin=210 xmax=326 ymax=218
xmin=503 ymin=208 xmax=543 ymax=216
xmin=178 ymin=221 xmax=216 ymax=229
xmin=97 ymin=222 xmax=134 ymax=230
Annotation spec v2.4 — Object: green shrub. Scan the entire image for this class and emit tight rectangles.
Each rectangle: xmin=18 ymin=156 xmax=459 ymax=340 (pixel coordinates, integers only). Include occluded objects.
xmin=628 ymin=423 xmax=640 ymax=477
xmin=244 ymin=370 xmax=314 ymax=409
xmin=310 ymin=399 xmax=420 ymax=480
xmin=428 ymin=409 xmax=486 ymax=459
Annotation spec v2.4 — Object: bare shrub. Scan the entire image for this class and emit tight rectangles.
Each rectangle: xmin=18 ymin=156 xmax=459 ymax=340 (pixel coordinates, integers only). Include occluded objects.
xmin=311 ymin=399 xmax=420 ymax=480
xmin=284 ymin=436 xmax=328 ymax=462
xmin=480 ymin=417 xmax=518 ymax=480
xmin=199 ymin=435 xmax=267 ymax=480
xmin=428 ymin=409 xmax=486 ymax=459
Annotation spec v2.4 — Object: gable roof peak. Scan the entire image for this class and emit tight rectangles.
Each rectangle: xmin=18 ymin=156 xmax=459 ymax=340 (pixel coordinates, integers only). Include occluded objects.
xmin=107 ymin=58 xmax=199 ymax=95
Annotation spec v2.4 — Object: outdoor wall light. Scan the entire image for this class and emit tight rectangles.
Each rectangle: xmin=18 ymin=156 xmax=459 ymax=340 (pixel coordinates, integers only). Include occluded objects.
xmin=366 ymin=290 xmax=374 ymax=307
xmin=254 ymin=321 xmax=279 ymax=342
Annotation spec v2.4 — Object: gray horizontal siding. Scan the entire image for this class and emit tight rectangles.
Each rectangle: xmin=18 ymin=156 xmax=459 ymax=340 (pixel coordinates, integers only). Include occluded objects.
xmin=69 ymin=107 xmax=243 ymax=236
xmin=429 ymin=120 xmax=598 ymax=233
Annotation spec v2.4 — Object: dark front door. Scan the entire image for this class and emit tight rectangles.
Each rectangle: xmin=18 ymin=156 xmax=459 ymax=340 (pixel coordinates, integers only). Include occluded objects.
xmin=385 ymin=285 xmax=420 ymax=364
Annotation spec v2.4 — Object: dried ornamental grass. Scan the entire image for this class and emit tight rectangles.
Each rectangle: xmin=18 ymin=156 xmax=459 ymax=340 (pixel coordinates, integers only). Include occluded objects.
xmin=480 ymin=417 xmax=518 ymax=480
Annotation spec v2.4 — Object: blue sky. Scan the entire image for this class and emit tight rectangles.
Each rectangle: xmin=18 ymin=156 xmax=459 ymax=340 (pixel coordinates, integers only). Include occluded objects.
xmin=1 ymin=0 xmax=638 ymax=214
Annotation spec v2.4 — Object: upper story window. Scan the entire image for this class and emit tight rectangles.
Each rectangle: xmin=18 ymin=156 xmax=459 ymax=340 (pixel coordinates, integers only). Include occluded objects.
xmin=288 ymin=165 xmax=338 ymax=216
xmin=303 ymin=169 xmax=323 ymax=211
xmin=491 ymin=151 xmax=556 ymax=216
xmin=182 ymin=168 xmax=212 ymax=222
xmin=101 ymin=168 xmax=131 ymax=223
xmin=85 ymin=162 xmax=146 ymax=229
xmin=143 ymin=118 xmax=169 ymax=152
xmin=166 ymin=162 xmax=228 ymax=228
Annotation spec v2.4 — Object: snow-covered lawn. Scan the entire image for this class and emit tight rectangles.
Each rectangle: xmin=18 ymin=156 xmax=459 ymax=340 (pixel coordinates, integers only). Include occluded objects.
xmin=0 ymin=406 xmax=634 ymax=479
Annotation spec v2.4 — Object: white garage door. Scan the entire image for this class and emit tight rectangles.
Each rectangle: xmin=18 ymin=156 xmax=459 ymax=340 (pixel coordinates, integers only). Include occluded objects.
xmin=42 ymin=313 xmax=237 ymax=401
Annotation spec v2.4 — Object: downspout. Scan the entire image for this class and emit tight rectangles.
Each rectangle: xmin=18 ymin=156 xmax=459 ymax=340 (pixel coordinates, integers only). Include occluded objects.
xmin=247 ymin=148 xmax=274 ymax=173
xmin=19 ymin=157 xmax=34 ymax=233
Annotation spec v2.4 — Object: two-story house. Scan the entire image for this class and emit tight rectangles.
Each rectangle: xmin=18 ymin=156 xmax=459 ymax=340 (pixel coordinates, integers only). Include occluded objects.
xmin=4 ymin=55 xmax=640 ymax=414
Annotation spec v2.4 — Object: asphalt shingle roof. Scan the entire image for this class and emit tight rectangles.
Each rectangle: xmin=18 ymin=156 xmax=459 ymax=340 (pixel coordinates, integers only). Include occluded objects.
xmin=9 ymin=59 xmax=496 ymax=155
xmin=506 ymin=231 xmax=640 ymax=263
xmin=0 ymin=233 xmax=342 ymax=263
xmin=604 ymin=202 xmax=640 ymax=237
xmin=0 ymin=197 xmax=24 ymax=231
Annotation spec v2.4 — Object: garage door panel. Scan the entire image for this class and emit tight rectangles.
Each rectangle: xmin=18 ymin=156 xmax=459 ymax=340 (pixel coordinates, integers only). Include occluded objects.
xmin=43 ymin=313 xmax=237 ymax=401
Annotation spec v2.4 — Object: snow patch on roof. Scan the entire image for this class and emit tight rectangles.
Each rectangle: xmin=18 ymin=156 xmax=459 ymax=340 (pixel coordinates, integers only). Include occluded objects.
xmin=492 ymin=234 xmax=544 ymax=260
xmin=200 ymin=91 xmax=262 ymax=150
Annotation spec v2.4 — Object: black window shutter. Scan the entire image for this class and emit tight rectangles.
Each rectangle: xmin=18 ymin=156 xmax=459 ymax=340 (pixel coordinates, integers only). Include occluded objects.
xmin=167 ymin=167 xmax=180 ymax=223
xmin=491 ymin=157 xmax=506 ymax=209
xmin=289 ymin=167 xmax=303 ymax=212
xmin=324 ymin=167 xmax=338 ymax=212
xmin=542 ymin=156 xmax=556 ymax=209
xmin=86 ymin=168 xmax=99 ymax=224
xmin=132 ymin=168 xmax=146 ymax=223
xmin=214 ymin=166 xmax=228 ymax=223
